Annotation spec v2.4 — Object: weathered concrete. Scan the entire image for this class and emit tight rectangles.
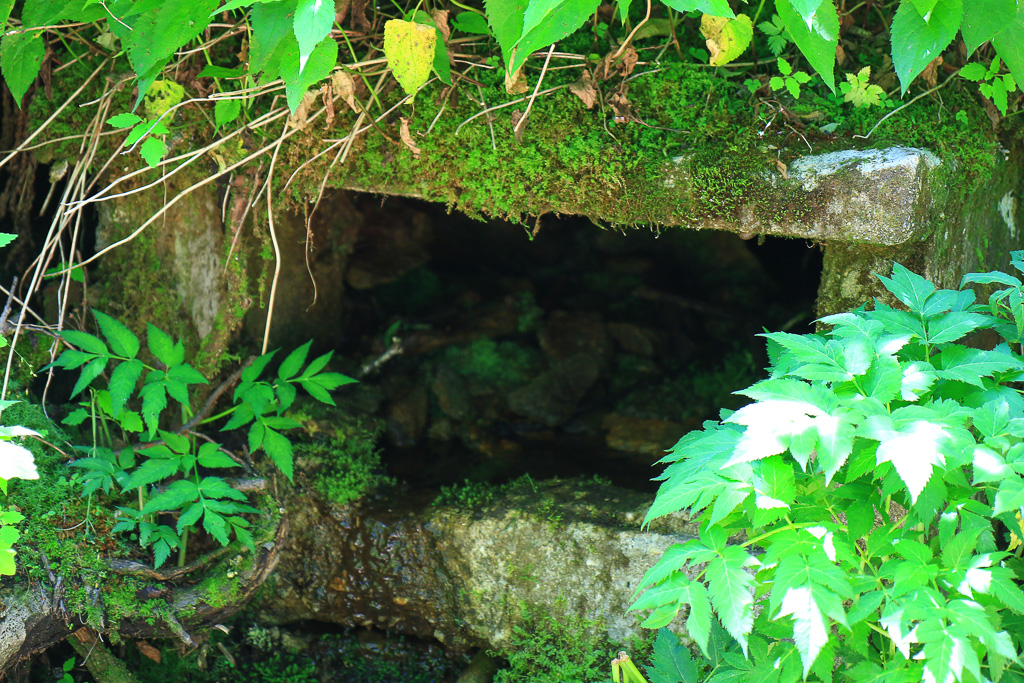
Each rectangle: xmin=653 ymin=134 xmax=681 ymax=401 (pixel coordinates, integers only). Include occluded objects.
xmin=257 ymin=479 xmax=697 ymax=650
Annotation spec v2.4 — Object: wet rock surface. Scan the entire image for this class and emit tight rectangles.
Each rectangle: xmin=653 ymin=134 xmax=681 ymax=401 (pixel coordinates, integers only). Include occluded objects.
xmin=258 ymin=479 xmax=697 ymax=650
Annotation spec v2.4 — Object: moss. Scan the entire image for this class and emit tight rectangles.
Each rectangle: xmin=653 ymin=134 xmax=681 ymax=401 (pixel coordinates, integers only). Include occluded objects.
xmin=491 ymin=602 xmax=655 ymax=683
xmin=288 ymin=402 xmax=393 ymax=506
xmin=441 ymin=338 xmax=544 ymax=390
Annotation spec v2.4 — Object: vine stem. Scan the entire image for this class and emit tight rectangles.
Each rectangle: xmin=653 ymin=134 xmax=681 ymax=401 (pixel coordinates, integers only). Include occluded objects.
xmin=261 ymin=122 xmax=289 ymax=355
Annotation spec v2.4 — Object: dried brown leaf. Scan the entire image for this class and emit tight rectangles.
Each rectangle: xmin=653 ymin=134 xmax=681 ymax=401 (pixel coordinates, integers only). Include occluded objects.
xmin=335 ymin=0 xmax=350 ymax=25
xmin=570 ymin=69 xmax=597 ymax=109
xmin=320 ymin=83 xmax=335 ymax=128
xmin=774 ymin=159 xmax=788 ymax=179
xmin=431 ymin=9 xmax=451 ymax=43
xmin=921 ymin=56 xmax=942 ymax=89
xmin=609 ymin=87 xmax=631 ymax=121
xmin=287 ymin=90 xmax=318 ymax=130
xmin=331 ymin=70 xmax=361 ymax=113
xmin=351 ymin=0 xmax=371 ymax=31
xmin=399 ymin=117 xmax=421 ymax=158
xmin=136 ymin=640 xmax=162 ymax=664
xmin=505 ymin=64 xmax=529 ymax=94
xmin=835 ymin=43 xmax=846 ymax=67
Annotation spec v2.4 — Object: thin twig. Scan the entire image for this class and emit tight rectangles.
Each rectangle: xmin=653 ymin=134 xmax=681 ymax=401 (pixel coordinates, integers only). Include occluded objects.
xmin=610 ymin=0 xmax=652 ymax=62
xmin=853 ymin=70 xmax=958 ymax=140
xmin=514 ymin=44 xmax=557 ymax=139
xmin=455 ymin=84 xmax=570 ymax=136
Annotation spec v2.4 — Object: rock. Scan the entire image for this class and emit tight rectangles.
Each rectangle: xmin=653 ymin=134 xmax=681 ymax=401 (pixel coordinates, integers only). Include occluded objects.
xmin=538 ymin=311 xmax=613 ymax=367
xmin=386 ymin=385 xmax=428 ymax=448
xmin=507 ymin=354 xmax=601 ymax=427
xmin=257 ymin=479 xmax=697 ymax=650
xmin=607 ymin=322 xmax=663 ymax=356
xmin=601 ymin=414 xmax=687 ymax=457
xmin=433 ymin=364 xmax=475 ymax=421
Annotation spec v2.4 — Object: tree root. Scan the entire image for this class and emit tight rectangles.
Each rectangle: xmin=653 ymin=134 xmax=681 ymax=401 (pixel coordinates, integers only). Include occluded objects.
xmin=0 ymin=514 xmax=288 ymax=677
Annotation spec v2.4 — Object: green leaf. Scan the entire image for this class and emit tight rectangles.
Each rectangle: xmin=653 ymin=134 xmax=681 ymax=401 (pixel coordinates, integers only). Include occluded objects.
xmin=55 ymin=349 xmax=97 ymax=371
xmin=661 ymin=0 xmax=734 ymax=17
xmin=0 ymin=439 xmax=38 ymax=480
xmin=139 ymin=136 xmax=166 ymax=167
xmin=203 ymin=510 xmax=231 ymax=545
xmin=890 ymin=0 xmax=962 ymax=93
xmin=0 ymin=32 xmax=45 ymax=107
xmin=127 ymin=0 xmax=219 ymax=82
xmin=936 ymin=345 xmax=1024 ymax=387
xmin=299 ymin=350 xmax=333 ymax=378
xmin=108 ymin=112 xmax=143 ymax=129
xmin=485 ymin=0 xmax=526 ymax=71
xmin=509 ymin=0 xmax=602 ymax=74
xmin=250 ymin=0 xmax=293 ymax=75
xmin=293 ymin=0 xmax=335 ymax=73
xmin=167 ymin=364 xmax=207 ymax=385
xmin=197 ymin=446 xmax=237 ymax=469
xmin=708 ymin=545 xmax=757 ymax=656
xmin=992 ymin=11 xmax=1024 ymax=88
xmin=451 ymin=11 xmax=491 ymax=35
xmin=94 ymin=311 xmax=140 ymax=359
xmin=140 ymin=383 xmax=167 ymax=436
xmin=960 ymin=0 xmax=1017 ymax=55
xmin=146 ymin=324 xmax=181 ymax=367
xmin=123 ymin=456 xmax=180 ymax=490
xmin=71 ymin=357 xmax=108 ymax=398
xmin=300 ymin=378 xmax=336 ymax=404
xmin=143 ymin=479 xmax=199 ymax=514
xmin=214 ymin=97 xmax=242 ymax=129
xmin=242 ymin=350 xmax=277 ymax=382
xmin=176 ymin=501 xmax=203 ymax=533
xmin=645 ymin=629 xmax=699 ymax=683
xmin=108 ymin=359 xmax=143 ymax=418
xmin=862 ymin=416 xmax=948 ymax=503
xmin=198 ymin=476 xmax=248 ymax=501
xmin=686 ymin=582 xmax=713 ymax=658
xmin=262 ymin=427 xmax=294 ymax=480
xmin=278 ymin=341 xmax=311 ymax=380
xmin=926 ymin=311 xmax=990 ymax=344
xmin=0 ymin=0 xmax=14 ymax=31
xmin=775 ymin=0 xmax=838 ymax=92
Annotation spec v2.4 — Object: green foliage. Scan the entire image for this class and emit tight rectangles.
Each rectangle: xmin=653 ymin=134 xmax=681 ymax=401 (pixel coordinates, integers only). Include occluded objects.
xmin=770 ymin=58 xmax=812 ymax=100
xmin=841 ymin=66 xmax=886 ymax=108
xmin=492 ymin=603 xmax=618 ymax=683
xmin=757 ymin=14 xmax=789 ymax=57
xmin=299 ymin=423 xmax=392 ymax=507
xmin=630 ymin=256 xmax=1024 ymax=682
xmin=55 ymin=314 xmax=354 ymax=567
xmin=960 ymin=58 xmax=1019 ymax=116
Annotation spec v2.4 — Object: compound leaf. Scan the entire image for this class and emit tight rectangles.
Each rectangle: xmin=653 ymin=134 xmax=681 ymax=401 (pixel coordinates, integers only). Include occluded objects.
xmin=94 ymin=311 xmax=140 ymax=359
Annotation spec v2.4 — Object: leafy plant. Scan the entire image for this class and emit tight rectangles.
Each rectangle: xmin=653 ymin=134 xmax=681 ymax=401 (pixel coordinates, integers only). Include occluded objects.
xmin=841 ymin=66 xmax=887 ymax=108
xmin=55 ymin=312 xmax=354 ymax=567
xmin=960 ymin=58 xmax=1019 ymax=116
xmin=757 ymin=14 xmax=789 ymax=58
xmin=630 ymin=255 xmax=1024 ymax=682
xmin=770 ymin=57 xmax=812 ymax=99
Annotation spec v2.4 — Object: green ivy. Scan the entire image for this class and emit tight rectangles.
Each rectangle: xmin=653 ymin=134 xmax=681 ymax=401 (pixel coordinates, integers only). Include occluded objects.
xmin=631 ymin=254 xmax=1024 ymax=682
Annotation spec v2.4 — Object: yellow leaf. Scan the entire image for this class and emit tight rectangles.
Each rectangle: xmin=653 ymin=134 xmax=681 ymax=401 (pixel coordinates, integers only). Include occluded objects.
xmin=700 ymin=13 xmax=753 ymax=66
xmin=383 ymin=19 xmax=436 ymax=96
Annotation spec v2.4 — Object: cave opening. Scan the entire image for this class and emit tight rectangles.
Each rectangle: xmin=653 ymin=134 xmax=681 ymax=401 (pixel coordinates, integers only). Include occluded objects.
xmin=281 ymin=194 xmax=825 ymax=494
